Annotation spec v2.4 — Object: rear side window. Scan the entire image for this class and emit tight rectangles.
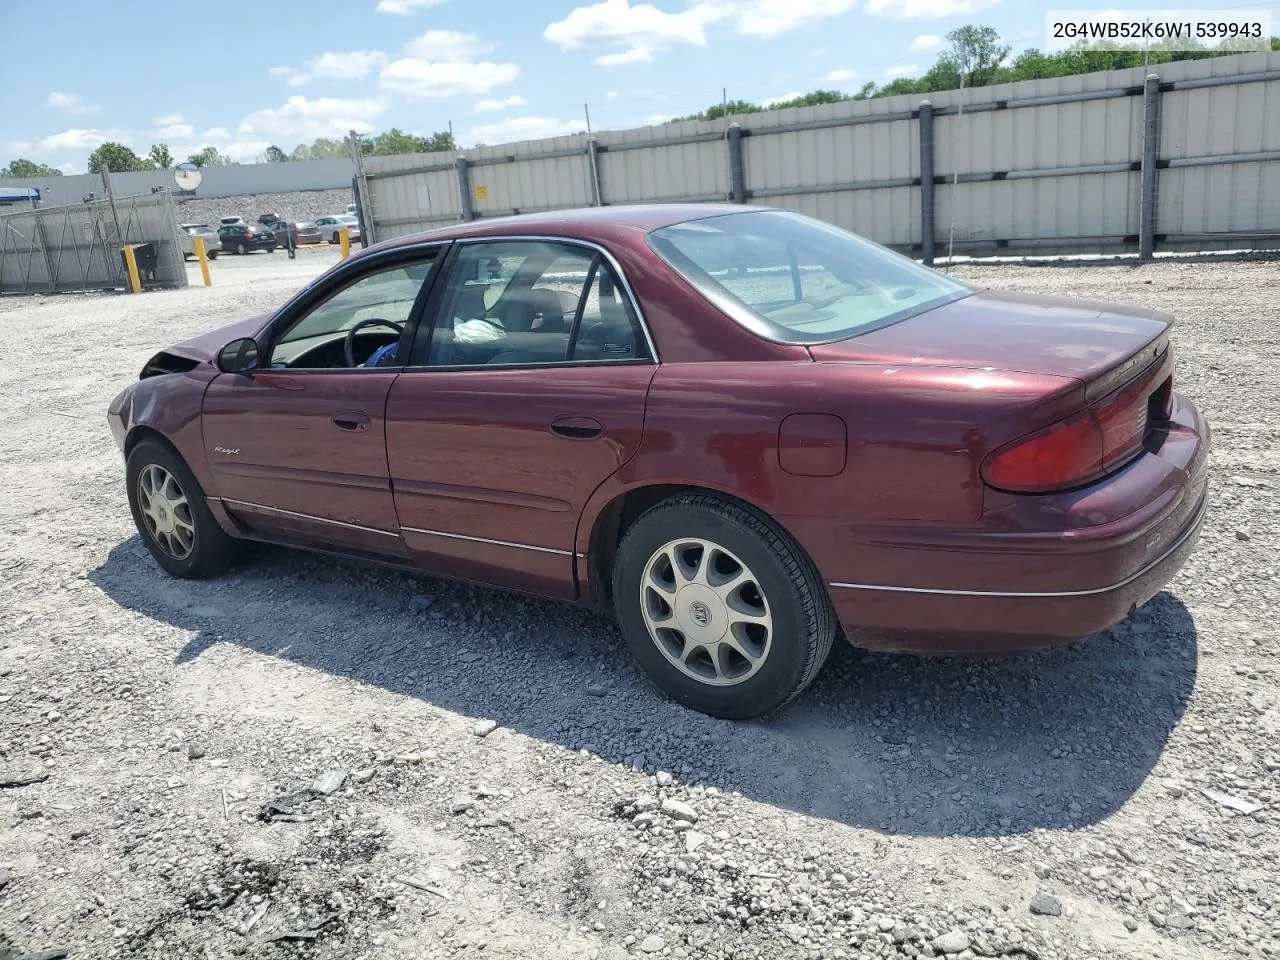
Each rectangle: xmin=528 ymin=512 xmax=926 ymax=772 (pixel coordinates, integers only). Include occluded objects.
xmin=417 ymin=241 xmax=651 ymax=367
xmin=649 ymin=210 xmax=971 ymax=344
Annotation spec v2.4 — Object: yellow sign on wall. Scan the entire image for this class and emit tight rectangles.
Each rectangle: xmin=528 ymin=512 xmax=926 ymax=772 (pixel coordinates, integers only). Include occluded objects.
xmin=473 ymin=184 xmax=489 ymax=201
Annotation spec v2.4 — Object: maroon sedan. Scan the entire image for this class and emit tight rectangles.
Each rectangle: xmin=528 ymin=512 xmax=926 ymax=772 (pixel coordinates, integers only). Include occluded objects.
xmin=107 ymin=205 xmax=1208 ymax=719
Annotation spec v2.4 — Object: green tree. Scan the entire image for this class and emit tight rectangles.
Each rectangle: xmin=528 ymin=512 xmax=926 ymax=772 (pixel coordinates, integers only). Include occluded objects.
xmin=292 ymin=137 xmax=347 ymax=160
xmin=264 ymin=145 xmax=289 ymax=163
xmin=420 ymin=130 xmax=456 ymax=153
xmin=768 ymin=90 xmax=851 ymax=110
xmin=935 ymin=25 xmax=1010 ymax=86
xmin=87 ymin=142 xmax=152 ymax=173
xmin=1 ymin=158 xmax=62 ymax=178
xmin=364 ymin=128 xmax=458 ymax=156
xmin=187 ymin=146 xmax=232 ymax=168
xmin=148 ymin=143 xmax=174 ymax=169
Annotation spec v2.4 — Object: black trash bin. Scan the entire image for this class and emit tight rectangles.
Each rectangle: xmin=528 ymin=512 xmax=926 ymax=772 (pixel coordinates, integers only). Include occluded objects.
xmin=121 ymin=242 xmax=159 ymax=285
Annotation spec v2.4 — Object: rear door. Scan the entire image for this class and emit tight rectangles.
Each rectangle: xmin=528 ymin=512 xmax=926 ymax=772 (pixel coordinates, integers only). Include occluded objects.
xmin=385 ymin=238 xmax=659 ymax=599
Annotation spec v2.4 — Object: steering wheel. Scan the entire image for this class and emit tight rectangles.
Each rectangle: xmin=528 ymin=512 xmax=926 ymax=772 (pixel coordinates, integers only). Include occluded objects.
xmin=344 ymin=318 xmax=404 ymax=368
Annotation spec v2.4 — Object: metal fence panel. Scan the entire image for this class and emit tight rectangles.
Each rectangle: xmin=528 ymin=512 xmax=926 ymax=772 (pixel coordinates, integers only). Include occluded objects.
xmin=0 ymin=191 xmax=187 ymax=294
xmin=359 ymin=50 xmax=1280 ymax=258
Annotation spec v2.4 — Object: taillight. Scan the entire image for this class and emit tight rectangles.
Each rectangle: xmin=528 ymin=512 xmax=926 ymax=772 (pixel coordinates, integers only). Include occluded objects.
xmin=983 ymin=409 xmax=1104 ymax=493
xmin=983 ymin=374 xmax=1161 ymax=494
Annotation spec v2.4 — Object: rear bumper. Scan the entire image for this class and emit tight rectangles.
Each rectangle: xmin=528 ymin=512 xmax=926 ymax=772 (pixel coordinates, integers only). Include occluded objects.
xmin=824 ymin=393 xmax=1209 ymax=652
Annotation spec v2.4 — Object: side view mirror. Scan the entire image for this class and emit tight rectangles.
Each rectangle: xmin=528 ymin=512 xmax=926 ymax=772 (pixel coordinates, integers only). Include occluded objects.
xmin=215 ymin=337 xmax=259 ymax=374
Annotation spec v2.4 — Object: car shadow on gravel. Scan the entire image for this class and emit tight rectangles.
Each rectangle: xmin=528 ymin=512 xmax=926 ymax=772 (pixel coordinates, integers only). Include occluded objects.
xmin=91 ymin=538 xmax=1198 ymax=838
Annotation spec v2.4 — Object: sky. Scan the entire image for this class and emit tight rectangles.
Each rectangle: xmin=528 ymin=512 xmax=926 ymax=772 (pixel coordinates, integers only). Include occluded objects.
xmin=1 ymin=0 xmax=1275 ymax=172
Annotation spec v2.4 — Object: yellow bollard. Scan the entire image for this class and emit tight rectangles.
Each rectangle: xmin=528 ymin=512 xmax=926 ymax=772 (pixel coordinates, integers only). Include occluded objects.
xmin=339 ymin=227 xmax=351 ymax=259
xmin=193 ymin=237 xmax=213 ymax=287
xmin=122 ymin=244 xmax=142 ymax=294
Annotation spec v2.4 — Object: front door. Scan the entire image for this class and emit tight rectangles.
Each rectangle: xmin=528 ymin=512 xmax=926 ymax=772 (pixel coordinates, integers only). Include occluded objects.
xmin=386 ymin=239 xmax=658 ymax=598
xmin=202 ymin=248 xmax=443 ymax=554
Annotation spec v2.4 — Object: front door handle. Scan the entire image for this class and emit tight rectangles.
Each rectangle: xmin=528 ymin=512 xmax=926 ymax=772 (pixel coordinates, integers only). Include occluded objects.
xmin=331 ymin=410 xmax=371 ymax=432
xmin=551 ymin=415 xmax=603 ymax=440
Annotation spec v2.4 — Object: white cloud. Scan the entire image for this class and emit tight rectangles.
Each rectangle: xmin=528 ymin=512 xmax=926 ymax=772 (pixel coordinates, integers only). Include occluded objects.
xmin=56 ymin=162 xmax=79 ymax=175
xmin=824 ymin=68 xmax=858 ymax=82
xmin=885 ymin=64 xmax=920 ymax=78
xmin=909 ymin=33 xmax=944 ymax=51
xmin=45 ymin=92 xmax=100 ymax=115
xmin=152 ymin=113 xmax=185 ymax=127
xmin=867 ymin=0 xmax=999 ymax=19
xmin=378 ymin=30 xmax=518 ymax=98
xmin=596 ymin=47 xmax=654 ymax=65
xmin=270 ymin=50 xmax=389 ymax=86
xmin=463 ymin=116 xmax=585 ymax=146
xmin=380 ymin=59 xmax=519 ymax=98
xmin=403 ymin=29 xmax=492 ymax=61
xmin=708 ymin=0 xmax=858 ymax=37
xmin=156 ymin=121 xmax=196 ymax=140
xmin=475 ymin=94 xmax=527 ymax=112
xmin=236 ymin=96 xmax=388 ymax=146
xmin=36 ymin=128 xmax=128 ymax=152
xmin=643 ymin=112 xmax=674 ymax=124
xmin=761 ymin=91 xmax=802 ymax=107
xmin=376 ymin=0 xmax=448 ymax=13
xmin=545 ymin=0 xmax=716 ymax=65
xmin=606 ymin=90 xmax=619 ymax=99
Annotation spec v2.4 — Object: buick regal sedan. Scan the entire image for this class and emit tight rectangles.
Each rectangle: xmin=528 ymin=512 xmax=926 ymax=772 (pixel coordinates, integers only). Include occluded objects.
xmin=107 ymin=205 xmax=1208 ymax=719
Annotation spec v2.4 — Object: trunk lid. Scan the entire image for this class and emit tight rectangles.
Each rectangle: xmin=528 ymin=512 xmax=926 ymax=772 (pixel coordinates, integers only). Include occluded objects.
xmin=809 ymin=289 xmax=1171 ymax=389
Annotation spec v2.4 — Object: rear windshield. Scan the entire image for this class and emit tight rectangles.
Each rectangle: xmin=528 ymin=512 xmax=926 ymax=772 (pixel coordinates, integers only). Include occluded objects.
xmin=648 ymin=210 xmax=971 ymax=344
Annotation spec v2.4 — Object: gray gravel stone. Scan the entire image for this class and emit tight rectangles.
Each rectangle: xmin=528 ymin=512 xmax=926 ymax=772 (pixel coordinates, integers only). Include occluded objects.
xmin=1029 ymin=893 xmax=1063 ymax=917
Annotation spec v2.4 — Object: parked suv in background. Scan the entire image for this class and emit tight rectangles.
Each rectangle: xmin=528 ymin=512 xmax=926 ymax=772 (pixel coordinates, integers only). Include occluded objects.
xmin=217 ymin=223 xmax=276 ymax=254
xmin=178 ymin=224 xmax=221 ymax=260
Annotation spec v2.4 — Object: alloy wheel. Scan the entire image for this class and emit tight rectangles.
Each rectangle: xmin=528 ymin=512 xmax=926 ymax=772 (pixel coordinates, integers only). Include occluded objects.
xmin=137 ymin=463 xmax=196 ymax=560
xmin=640 ymin=537 xmax=773 ymax=686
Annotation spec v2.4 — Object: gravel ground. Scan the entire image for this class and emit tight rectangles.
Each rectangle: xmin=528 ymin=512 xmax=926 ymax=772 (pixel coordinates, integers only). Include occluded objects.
xmin=0 ymin=253 xmax=1277 ymax=960
xmin=174 ymin=189 xmax=354 ymax=228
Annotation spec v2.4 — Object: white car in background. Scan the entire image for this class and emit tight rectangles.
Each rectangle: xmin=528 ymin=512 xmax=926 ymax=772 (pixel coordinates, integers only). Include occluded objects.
xmin=315 ymin=215 xmax=361 ymax=244
xmin=178 ymin=223 xmax=221 ymax=260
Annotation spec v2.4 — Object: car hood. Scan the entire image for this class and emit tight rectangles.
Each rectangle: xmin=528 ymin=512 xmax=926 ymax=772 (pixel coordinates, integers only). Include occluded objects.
xmin=166 ymin=314 xmax=271 ymax=364
xmin=808 ymin=288 xmax=1172 ymax=382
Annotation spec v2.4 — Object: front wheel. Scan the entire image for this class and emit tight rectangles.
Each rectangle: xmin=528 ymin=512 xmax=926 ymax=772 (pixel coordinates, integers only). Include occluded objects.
xmin=126 ymin=438 xmax=241 ymax=578
xmin=207 ymin=250 xmax=219 ymax=260
xmin=236 ymin=242 xmax=247 ymax=255
xmin=613 ymin=495 xmax=836 ymax=719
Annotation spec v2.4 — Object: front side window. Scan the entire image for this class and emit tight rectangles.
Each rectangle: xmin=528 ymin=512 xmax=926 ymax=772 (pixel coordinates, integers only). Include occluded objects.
xmin=266 ymin=256 xmax=437 ymax=370
xmin=420 ymin=241 xmax=650 ymax=367
xmin=649 ymin=211 xmax=971 ymax=344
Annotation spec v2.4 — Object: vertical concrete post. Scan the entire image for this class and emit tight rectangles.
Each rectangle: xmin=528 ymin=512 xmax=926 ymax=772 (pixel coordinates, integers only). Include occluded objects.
xmin=1139 ymin=73 xmax=1162 ymax=262
xmin=727 ymin=123 xmax=747 ymax=204
xmin=918 ymin=100 xmax=936 ymax=266
xmin=455 ymin=156 xmax=475 ymax=222
xmin=587 ymin=138 xmax=603 ymax=206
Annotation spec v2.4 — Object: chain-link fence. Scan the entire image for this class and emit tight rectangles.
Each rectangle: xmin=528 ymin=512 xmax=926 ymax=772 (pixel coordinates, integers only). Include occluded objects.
xmin=0 ymin=190 xmax=188 ymax=295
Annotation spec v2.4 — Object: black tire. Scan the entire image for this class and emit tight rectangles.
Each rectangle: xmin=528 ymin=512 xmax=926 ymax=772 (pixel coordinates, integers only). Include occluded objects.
xmin=612 ymin=494 xmax=836 ymax=719
xmin=208 ymin=251 xmax=219 ymax=260
xmin=126 ymin=438 xmax=241 ymax=579
xmin=235 ymin=242 xmax=246 ymax=255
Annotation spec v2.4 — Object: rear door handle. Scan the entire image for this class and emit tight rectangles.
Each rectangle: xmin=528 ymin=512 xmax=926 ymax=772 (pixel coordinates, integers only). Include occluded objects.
xmin=551 ymin=415 xmax=603 ymax=440
xmin=331 ymin=410 xmax=371 ymax=432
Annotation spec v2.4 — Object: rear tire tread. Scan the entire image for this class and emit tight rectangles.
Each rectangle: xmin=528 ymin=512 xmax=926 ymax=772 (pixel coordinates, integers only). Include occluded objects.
xmin=614 ymin=493 xmax=836 ymax=718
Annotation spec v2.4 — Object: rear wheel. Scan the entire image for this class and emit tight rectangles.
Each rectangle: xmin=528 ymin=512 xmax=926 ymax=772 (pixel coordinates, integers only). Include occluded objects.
xmin=207 ymin=250 xmax=219 ymax=260
xmin=236 ymin=242 xmax=247 ymax=255
xmin=613 ymin=494 xmax=836 ymax=719
xmin=126 ymin=438 xmax=241 ymax=579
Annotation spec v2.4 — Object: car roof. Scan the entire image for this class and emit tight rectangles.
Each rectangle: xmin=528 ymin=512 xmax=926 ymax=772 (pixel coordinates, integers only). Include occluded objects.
xmin=373 ymin=203 xmax=768 ymax=251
